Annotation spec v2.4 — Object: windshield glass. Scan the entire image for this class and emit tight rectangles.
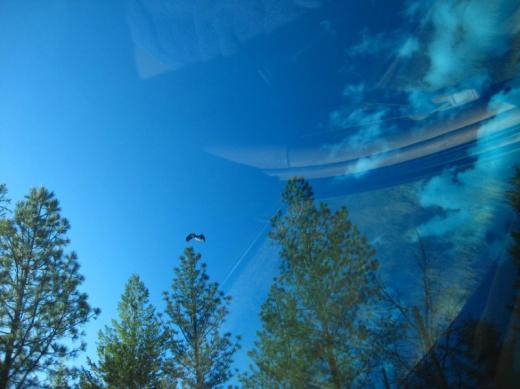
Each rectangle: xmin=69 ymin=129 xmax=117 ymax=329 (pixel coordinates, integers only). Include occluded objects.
xmin=1 ymin=0 xmax=520 ymax=387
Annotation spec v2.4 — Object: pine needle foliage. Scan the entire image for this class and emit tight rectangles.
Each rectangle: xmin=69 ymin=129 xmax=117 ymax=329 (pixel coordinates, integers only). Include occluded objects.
xmin=0 ymin=186 xmax=98 ymax=388
xmin=242 ymin=177 xmax=382 ymax=388
xmin=88 ymin=275 xmax=171 ymax=389
xmin=164 ymin=247 xmax=240 ymax=389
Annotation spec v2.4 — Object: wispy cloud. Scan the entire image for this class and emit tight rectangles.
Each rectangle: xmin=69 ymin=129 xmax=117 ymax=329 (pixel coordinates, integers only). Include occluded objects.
xmin=325 ymin=107 xmax=397 ymax=178
xmin=333 ymin=0 xmax=520 ymax=258
xmin=342 ymin=83 xmax=365 ymax=98
xmin=320 ymin=19 xmax=335 ymax=35
xmin=397 ymin=37 xmax=420 ymax=58
xmin=403 ymin=0 xmax=520 ymax=243
xmin=348 ymin=154 xmax=387 ymax=178
xmin=347 ymin=29 xmax=399 ymax=57
xmin=418 ymin=84 xmax=520 ymax=240
xmin=410 ymin=0 xmax=520 ymax=89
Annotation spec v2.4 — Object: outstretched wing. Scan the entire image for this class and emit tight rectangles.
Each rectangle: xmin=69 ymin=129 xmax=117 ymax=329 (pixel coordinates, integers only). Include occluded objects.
xmin=186 ymin=233 xmax=195 ymax=242
xmin=200 ymin=234 xmax=206 ymax=242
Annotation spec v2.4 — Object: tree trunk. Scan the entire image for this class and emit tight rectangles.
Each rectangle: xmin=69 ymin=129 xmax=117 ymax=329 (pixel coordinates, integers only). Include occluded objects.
xmin=324 ymin=333 xmax=342 ymax=389
xmin=382 ymin=367 xmax=391 ymax=389
xmin=1 ymin=269 xmax=27 ymax=389
xmin=413 ymin=307 xmax=449 ymax=389
xmin=0 ymin=352 xmax=12 ymax=389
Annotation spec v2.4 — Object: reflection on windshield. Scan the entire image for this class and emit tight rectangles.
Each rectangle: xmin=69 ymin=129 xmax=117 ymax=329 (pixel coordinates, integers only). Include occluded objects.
xmin=127 ymin=0 xmax=324 ymax=78
xmin=0 ymin=0 xmax=520 ymax=387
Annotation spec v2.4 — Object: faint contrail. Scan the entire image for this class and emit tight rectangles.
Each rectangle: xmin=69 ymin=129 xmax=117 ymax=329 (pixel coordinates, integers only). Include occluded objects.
xmin=221 ymin=215 xmax=274 ymax=289
xmin=257 ymin=68 xmax=271 ymax=86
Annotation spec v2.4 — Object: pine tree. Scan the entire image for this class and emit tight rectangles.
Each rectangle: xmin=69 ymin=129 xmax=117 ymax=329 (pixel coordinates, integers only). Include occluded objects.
xmin=48 ymin=363 xmax=77 ymax=389
xmin=242 ymin=177 xmax=382 ymax=388
xmin=163 ymin=247 xmax=240 ymax=388
xmin=499 ymin=165 xmax=520 ymax=385
xmin=0 ymin=184 xmax=8 ymax=217
xmin=0 ymin=186 xmax=99 ymax=388
xmin=507 ymin=166 xmax=520 ymax=281
xmin=510 ymin=168 xmax=520 ymax=330
xmin=87 ymin=274 xmax=171 ymax=388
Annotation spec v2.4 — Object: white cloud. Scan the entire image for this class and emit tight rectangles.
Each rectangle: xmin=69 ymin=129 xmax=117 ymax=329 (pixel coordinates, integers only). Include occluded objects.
xmin=347 ymin=29 xmax=398 ymax=57
xmin=336 ymin=0 xmax=520 ymax=247
xmin=342 ymin=83 xmax=365 ymax=98
xmin=348 ymin=154 xmax=386 ymax=178
xmin=418 ymin=84 xmax=520 ymax=240
xmin=417 ymin=0 xmax=519 ymax=89
xmin=397 ymin=37 xmax=420 ymax=58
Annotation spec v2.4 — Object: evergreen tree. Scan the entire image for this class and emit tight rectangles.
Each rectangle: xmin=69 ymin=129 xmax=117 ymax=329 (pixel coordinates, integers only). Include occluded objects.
xmin=88 ymin=274 xmax=171 ymax=388
xmin=0 ymin=186 xmax=99 ymax=388
xmin=401 ymin=316 xmax=502 ymax=388
xmin=0 ymin=184 xmax=8 ymax=217
xmin=507 ymin=166 xmax=520 ymax=283
xmin=500 ymin=165 xmax=520 ymax=385
xmin=378 ymin=229 xmax=507 ymax=387
xmin=163 ymin=247 xmax=240 ymax=388
xmin=242 ymin=177 xmax=382 ymax=388
xmin=48 ymin=363 xmax=77 ymax=389
xmin=78 ymin=368 xmax=103 ymax=389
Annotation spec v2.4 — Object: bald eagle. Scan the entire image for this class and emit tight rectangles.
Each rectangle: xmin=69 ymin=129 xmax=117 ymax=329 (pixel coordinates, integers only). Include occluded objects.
xmin=186 ymin=233 xmax=206 ymax=243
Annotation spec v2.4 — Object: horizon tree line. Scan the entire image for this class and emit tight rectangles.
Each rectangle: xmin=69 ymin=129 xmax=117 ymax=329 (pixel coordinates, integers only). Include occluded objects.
xmin=80 ymin=247 xmax=240 ymax=389
xmin=0 ymin=184 xmax=239 ymax=389
xmin=1 ymin=172 xmax=519 ymax=388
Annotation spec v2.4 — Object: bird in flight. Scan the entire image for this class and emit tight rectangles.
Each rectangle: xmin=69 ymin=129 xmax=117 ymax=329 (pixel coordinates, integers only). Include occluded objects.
xmin=186 ymin=233 xmax=206 ymax=243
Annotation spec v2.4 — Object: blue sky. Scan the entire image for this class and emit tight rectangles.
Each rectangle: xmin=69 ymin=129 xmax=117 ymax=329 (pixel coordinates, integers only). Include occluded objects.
xmin=1 ymin=0 xmax=520 ymax=381
xmin=0 ymin=0 xmax=362 ymax=367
